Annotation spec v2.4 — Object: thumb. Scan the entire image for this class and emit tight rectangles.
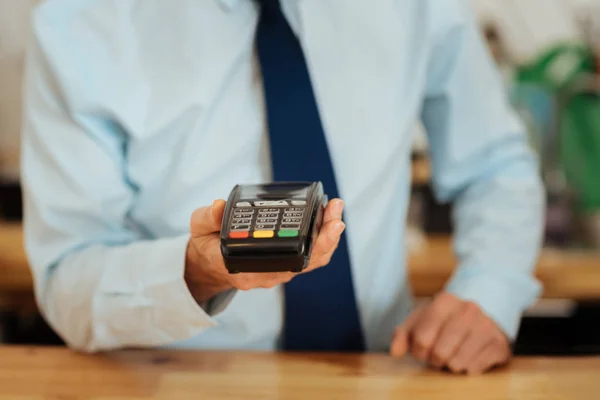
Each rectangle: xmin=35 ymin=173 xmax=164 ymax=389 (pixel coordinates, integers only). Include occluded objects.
xmin=190 ymin=199 xmax=226 ymax=238
xmin=390 ymin=306 xmax=424 ymax=357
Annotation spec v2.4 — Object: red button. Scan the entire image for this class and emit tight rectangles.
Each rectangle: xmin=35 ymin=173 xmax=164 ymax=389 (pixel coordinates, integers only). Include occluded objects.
xmin=229 ymin=231 xmax=249 ymax=239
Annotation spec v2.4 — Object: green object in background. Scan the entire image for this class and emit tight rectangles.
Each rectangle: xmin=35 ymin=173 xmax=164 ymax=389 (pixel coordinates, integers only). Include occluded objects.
xmin=517 ymin=43 xmax=595 ymax=92
xmin=560 ymin=92 xmax=600 ymax=212
xmin=515 ymin=42 xmax=600 ymax=215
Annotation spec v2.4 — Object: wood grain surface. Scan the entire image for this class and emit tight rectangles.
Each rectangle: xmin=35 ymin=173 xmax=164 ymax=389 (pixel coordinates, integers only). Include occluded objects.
xmin=408 ymin=236 xmax=600 ymax=299
xmin=0 ymin=346 xmax=598 ymax=399
xmin=0 ymin=223 xmax=30 ymax=293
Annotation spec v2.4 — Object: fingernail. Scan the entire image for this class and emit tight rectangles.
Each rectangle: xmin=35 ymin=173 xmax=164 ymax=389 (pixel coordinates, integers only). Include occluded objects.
xmin=334 ymin=222 xmax=345 ymax=235
xmin=336 ymin=200 xmax=345 ymax=214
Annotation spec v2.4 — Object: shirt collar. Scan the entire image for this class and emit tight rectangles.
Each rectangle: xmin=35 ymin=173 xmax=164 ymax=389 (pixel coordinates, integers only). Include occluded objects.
xmin=216 ymin=0 xmax=244 ymax=11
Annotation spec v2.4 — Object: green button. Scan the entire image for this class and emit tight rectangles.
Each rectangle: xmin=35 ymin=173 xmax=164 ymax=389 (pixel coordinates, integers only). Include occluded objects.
xmin=278 ymin=230 xmax=299 ymax=238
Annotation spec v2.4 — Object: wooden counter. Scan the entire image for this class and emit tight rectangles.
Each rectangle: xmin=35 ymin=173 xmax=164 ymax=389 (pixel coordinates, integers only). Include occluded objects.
xmin=0 ymin=223 xmax=29 ymax=293
xmin=0 ymin=223 xmax=35 ymax=311
xmin=411 ymin=156 xmax=431 ymax=185
xmin=1 ymin=223 xmax=600 ymax=309
xmin=0 ymin=346 xmax=598 ymax=399
xmin=408 ymin=236 xmax=600 ymax=299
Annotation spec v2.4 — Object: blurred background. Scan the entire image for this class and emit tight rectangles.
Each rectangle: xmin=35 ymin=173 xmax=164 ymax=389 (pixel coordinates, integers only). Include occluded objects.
xmin=0 ymin=0 xmax=599 ymax=353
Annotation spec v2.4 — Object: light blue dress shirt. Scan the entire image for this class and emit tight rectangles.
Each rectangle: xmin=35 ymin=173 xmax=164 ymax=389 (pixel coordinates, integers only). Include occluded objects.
xmin=21 ymin=0 xmax=545 ymax=352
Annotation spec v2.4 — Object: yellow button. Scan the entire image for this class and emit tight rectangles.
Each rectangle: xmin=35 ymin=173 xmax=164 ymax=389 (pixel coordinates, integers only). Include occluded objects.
xmin=253 ymin=230 xmax=274 ymax=239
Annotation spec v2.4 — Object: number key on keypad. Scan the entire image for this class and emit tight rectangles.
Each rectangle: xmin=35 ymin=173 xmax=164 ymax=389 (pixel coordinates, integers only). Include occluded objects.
xmin=282 ymin=218 xmax=302 ymax=224
xmin=283 ymin=212 xmax=303 ymax=218
xmin=258 ymin=213 xmax=279 ymax=219
xmin=231 ymin=224 xmax=250 ymax=231
xmin=259 ymin=208 xmax=280 ymax=213
xmin=280 ymin=223 xmax=301 ymax=229
xmin=232 ymin=218 xmax=252 ymax=225
xmin=256 ymin=218 xmax=278 ymax=224
xmin=255 ymin=224 xmax=276 ymax=230
xmin=234 ymin=213 xmax=253 ymax=219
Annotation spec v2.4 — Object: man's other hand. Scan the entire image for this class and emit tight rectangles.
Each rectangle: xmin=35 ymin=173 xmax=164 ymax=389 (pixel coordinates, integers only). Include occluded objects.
xmin=184 ymin=198 xmax=346 ymax=304
xmin=390 ymin=292 xmax=511 ymax=375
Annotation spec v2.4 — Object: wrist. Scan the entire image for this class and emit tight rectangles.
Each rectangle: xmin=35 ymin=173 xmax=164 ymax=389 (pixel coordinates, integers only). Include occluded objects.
xmin=184 ymin=239 xmax=232 ymax=305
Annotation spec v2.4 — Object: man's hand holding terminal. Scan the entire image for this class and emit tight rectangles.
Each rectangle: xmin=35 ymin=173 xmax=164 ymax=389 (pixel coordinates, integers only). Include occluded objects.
xmin=184 ymin=198 xmax=346 ymax=304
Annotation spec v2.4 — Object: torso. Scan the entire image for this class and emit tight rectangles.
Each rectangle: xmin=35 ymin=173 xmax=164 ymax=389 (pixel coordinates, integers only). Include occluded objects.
xmin=35 ymin=0 xmax=453 ymax=350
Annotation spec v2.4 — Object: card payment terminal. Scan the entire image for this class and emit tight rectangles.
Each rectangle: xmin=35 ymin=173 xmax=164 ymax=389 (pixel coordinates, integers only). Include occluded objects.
xmin=220 ymin=182 xmax=327 ymax=273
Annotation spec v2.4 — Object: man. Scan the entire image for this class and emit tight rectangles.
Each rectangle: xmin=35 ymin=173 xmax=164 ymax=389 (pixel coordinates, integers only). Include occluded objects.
xmin=21 ymin=0 xmax=544 ymax=375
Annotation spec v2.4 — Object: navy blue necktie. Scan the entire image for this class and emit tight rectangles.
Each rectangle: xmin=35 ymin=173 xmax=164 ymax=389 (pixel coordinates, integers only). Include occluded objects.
xmin=255 ymin=0 xmax=365 ymax=352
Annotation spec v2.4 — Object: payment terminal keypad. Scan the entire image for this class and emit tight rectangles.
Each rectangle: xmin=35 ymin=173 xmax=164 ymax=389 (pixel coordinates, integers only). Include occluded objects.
xmin=228 ymin=200 xmax=305 ymax=239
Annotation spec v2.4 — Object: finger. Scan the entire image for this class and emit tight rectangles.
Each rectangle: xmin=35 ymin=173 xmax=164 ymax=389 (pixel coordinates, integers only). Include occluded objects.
xmin=410 ymin=294 xmax=462 ymax=363
xmin=305 ymin=220 xmax=345 ymax=270
xmin=390 ymin=306 xmax=425 ymax=357
xmin=303 ymin=199 xmax=344 ymax=272
xmin=447 ymin=316 xmax=496 ymax=374
xmin=466 ymin=342 xmax=510 ymax=375
xmin=191 ymin=200 xmax=227 ymax=238
xmin=258 ymin=273 xmax=295 ymax=288
xmin=430 ymin=302 xmax=479 ymax=368
xmin=232 ymin=272 xmax=294 ymax=290
xmin=322 ymin=199 xmax=344 ymax=225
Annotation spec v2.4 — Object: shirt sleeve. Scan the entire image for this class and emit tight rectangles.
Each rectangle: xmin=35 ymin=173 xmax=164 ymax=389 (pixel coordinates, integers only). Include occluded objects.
xmin=420 ymin=0 xmax=545 ymax=341
xmin=21 ymin=13 xmax=233 ymax=353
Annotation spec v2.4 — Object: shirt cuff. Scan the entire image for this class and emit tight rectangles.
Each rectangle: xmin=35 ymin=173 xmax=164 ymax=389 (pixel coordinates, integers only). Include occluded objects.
xmin=444 ymin=266 xmax=542 ymax=341
xmin=205 ymin=288 xmax=238 ymax=315
xmin=140 ymin=233 xmax=237 ymax=324
xmin=96 ymin=234 xmax=236 ymax=347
